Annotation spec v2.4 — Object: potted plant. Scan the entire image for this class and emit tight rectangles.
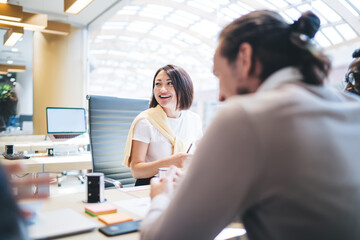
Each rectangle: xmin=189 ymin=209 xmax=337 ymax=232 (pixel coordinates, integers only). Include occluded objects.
xmin=0 ymin=84 xmax=18 ymax=131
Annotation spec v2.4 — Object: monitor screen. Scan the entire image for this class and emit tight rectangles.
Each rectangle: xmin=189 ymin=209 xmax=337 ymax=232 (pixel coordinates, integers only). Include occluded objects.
xmin=46 ymin=107 xmax=86 ymax=134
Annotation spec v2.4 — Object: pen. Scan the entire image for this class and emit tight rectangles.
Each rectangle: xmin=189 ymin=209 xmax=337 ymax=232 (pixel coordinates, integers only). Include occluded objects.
xmin=186 ymin=143 xmax=193 ymax=153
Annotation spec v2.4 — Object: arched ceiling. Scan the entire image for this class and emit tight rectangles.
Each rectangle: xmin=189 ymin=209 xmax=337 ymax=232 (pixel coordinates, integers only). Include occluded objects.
xmin=88 ymin=0 xmax=360 ymax=99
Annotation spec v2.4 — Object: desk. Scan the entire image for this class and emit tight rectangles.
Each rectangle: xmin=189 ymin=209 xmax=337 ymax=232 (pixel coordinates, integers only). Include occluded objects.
xmin=0 ymin=135 xmax=51 ymax=152
xmin=40 ymin=187 xmax=150 ymax=240
xmin=34 ymin=186 xmax=246 ymax=240
xmin=0 ymin=134 xmax=89 ymax=153
xmin=0 ymin=153 xmax=92 ymax=173
xmin=35 ymin=187 xmax=246 ymax=240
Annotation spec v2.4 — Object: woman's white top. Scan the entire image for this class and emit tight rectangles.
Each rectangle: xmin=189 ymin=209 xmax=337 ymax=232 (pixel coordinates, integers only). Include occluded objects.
xmin=133 ymin=110 xmax=203 ymax=163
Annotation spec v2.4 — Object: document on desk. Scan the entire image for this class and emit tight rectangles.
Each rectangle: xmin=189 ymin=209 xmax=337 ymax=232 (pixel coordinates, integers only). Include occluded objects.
xmin=113 ymin=197 xmax=151 ymax=218
xmin=28 ymin=208 xmax=96 ymax=239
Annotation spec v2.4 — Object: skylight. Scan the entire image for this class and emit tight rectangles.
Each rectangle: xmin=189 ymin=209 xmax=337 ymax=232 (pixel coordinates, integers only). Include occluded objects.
xmin=116 ymin=5 xmax=140 ymax=15
xmin=187 ymin=0 xmax=215 ymax=13
xmin=190 ymin=20 xmax=220 ymax=38
xmin=321 ymin=27 xmax=343 ymax=45
xmin=335 ymin=23 xmax=357 ymax=40
xmin=149 ymin=26 xmax=179 ymax=39
xmin=339 ymin=0 xmax=360 ymax=16
xmin=312 ymin=1 xmax=342 ymax=22
xmin=284 ymin=8 xmax=301 ymax=20
xmin=166 ymin=10 xmax=200 ymax=27
xmin=347 ymin=0 xmax=360 ymax=13
xmin=88 ymin=0 xmax=360 ymax=100
xmin=139 ymin=4 xmax=173 ymax=20
xmin=126 ymin=21 xmax=154 ymax=33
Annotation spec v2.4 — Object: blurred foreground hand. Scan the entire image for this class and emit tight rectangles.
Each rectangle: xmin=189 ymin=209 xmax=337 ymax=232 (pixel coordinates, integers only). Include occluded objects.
xmin=2 ymin=162 xmax=50 ymax=219
xmin=150 ymin=166 xmax=184 ymax=199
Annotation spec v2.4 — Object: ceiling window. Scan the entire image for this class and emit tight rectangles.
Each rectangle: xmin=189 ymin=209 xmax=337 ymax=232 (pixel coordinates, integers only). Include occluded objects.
xmin=88 ymin=0 xmax=360 ymax=99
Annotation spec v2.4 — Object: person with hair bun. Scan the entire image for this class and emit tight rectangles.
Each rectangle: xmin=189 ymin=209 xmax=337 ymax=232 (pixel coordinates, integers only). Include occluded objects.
xmin=344 ymin=48 xmax=360 ymax=95
xmin=141 ymin=10 xmax=360 ymax=240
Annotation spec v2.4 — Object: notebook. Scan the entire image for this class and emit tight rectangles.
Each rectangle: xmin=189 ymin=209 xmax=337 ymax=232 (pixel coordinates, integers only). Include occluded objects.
xmin=98 ymin=212 xmax=133 ymax=225
xmin=28 ymin=208 xmax=97 ymax=239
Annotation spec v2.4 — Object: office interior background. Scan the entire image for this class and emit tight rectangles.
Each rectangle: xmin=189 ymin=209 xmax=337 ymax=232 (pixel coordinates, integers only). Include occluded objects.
xmin=0 ymin=0 xmax=360 ymax=134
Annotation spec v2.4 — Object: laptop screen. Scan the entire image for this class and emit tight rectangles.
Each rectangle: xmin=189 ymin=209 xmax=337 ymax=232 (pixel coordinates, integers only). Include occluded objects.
xmin=46 ymin=107 xmax=86 ymax=134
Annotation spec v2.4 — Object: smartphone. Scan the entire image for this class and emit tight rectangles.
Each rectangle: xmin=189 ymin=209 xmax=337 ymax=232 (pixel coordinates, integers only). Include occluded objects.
xmin=99 ymin=220 xmax=142 ymax=236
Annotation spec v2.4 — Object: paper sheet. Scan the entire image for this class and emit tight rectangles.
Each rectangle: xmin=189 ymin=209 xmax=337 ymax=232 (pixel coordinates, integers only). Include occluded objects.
xmin=214 ymin=227 xmax=247 ymax=240
xmin=113 ymin=197 xmax=151 ymax=218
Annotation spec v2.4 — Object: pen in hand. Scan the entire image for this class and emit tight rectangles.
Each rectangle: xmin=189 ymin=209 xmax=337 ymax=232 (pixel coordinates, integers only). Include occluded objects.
xmin=186 ymin=143 xmax=193 ymax=153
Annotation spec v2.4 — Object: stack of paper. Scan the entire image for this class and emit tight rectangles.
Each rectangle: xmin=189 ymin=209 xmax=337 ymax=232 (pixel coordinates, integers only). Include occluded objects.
xmin=85 ymin=203 xmax=117 ymax=217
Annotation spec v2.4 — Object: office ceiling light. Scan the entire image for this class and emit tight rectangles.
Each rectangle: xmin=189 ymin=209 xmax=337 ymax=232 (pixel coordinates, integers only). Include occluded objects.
xmin=64 ymin=0 xmax=94 ymax=14
xmin=0 ymin=12 xmax=47 ymax=30
xmin=0 ymin=3 xmax=22 ymax=21
xmin=4 ymin=26 xmax=24 ymax=47
xmin=40 ymin=20 xmax=71 ymax=35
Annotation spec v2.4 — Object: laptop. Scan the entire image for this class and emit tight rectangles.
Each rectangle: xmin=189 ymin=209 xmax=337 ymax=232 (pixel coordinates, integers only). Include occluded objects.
xmin=46 ymin=107 xmax=87 ymax=141
xmin=28 ymin=208 xmax=97 ymax=239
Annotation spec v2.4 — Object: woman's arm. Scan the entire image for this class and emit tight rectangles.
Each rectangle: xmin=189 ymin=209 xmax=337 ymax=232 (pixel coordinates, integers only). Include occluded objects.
xmin=130 ymin=140 xmax=189 ymax=179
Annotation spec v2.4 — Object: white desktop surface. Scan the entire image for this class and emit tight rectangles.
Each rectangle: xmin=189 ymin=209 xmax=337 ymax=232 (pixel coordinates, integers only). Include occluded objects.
xmin=34 ymin=187 xmax=246 ymax=240
xmin=36 ymin=188 xmax=150 ymax=240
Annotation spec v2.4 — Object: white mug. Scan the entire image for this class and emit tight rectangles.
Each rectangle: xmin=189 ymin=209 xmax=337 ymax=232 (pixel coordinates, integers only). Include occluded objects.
xmin=158 ymin=167 xmax=170 ymax=178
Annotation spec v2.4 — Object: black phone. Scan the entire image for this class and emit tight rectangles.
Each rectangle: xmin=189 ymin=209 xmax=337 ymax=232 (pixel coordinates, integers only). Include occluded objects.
xmin=99 ymin=220 xmax=142 ymax=236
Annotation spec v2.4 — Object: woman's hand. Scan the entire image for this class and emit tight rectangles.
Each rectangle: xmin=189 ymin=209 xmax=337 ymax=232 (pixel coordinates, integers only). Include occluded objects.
xmin=168 ymin=153 xmax=189 ymax=168
xmin=150 ymin=166 xmax=183 ymax=199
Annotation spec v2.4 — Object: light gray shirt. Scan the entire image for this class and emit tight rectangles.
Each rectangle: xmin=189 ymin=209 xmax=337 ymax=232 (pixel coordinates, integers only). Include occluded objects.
xmin=140 ymin=67 xmax=360 ymax=240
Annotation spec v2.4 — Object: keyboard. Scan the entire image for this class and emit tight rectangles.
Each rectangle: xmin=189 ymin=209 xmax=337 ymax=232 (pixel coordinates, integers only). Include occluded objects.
xmin=3 ymin=153 xmax=30 ymax=160
xmin=54 ymin=134 xmax=81 ymax=139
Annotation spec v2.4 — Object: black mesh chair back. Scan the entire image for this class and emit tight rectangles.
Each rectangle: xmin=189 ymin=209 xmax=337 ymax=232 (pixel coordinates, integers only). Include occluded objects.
xmin=87 ymin=95 xmax=149 ymax=188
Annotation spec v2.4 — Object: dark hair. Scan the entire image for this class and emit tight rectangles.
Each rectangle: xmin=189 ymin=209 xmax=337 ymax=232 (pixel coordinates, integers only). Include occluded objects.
xmin=219 ymin=10 xmax=331 ymax=85
xmin=345 ymin=48 xmax=360 ymax=95
xmin=149 ymin=64 xmax=194 ymax=110
xmin=352 ymin=48 xmax=360 ymax=58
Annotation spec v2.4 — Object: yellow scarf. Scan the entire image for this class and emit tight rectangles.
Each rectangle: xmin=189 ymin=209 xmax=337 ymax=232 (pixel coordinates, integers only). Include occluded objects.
xmin=123 ymin=105 xmax=187 ymax=167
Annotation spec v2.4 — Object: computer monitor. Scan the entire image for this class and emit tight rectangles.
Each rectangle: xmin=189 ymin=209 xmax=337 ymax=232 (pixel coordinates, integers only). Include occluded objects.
xmin=46 ymin=107 xmax=86 ymax=141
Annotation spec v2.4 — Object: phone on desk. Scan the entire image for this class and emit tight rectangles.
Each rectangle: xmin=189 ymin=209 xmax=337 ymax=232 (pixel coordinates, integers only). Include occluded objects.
xmin=99 ymin=220 xmax=142 ymax=236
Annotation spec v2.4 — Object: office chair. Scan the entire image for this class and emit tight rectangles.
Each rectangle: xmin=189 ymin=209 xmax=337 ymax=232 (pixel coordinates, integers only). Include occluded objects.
xmin=19 ymin=115 xmax=33 ymax=130
xmin=87 ymin=95 xmax=149 ymax=188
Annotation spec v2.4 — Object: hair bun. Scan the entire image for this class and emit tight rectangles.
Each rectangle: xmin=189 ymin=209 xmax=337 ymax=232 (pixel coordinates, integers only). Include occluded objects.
xmin=352 ymin=48 xmax=360 ymax=58
xmin=291 ymin=11 xmax=320 ymax=39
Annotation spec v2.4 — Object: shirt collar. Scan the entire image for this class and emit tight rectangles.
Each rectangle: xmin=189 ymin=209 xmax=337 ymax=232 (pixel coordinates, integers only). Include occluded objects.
xmin=257 ymin=67 xmax=303 ymax=93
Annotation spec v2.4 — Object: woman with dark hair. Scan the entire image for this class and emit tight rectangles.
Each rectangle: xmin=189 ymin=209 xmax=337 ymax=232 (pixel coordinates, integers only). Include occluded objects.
xmin=344 ymin=48 xmax=360 ymax=95
xmin=123 ymin=64 xmax=202 ymax=186
xmin=141 ymin=10 xmax=360 ymax=240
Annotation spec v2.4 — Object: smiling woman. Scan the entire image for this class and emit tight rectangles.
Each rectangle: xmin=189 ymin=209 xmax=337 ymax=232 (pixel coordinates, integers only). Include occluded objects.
xmin=122 ymin=64 xmax=203 ymax=186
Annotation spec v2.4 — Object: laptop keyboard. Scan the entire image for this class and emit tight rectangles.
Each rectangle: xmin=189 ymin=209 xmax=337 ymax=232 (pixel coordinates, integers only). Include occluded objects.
xmin=54 ymin=134 xmax=80 ymax=139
